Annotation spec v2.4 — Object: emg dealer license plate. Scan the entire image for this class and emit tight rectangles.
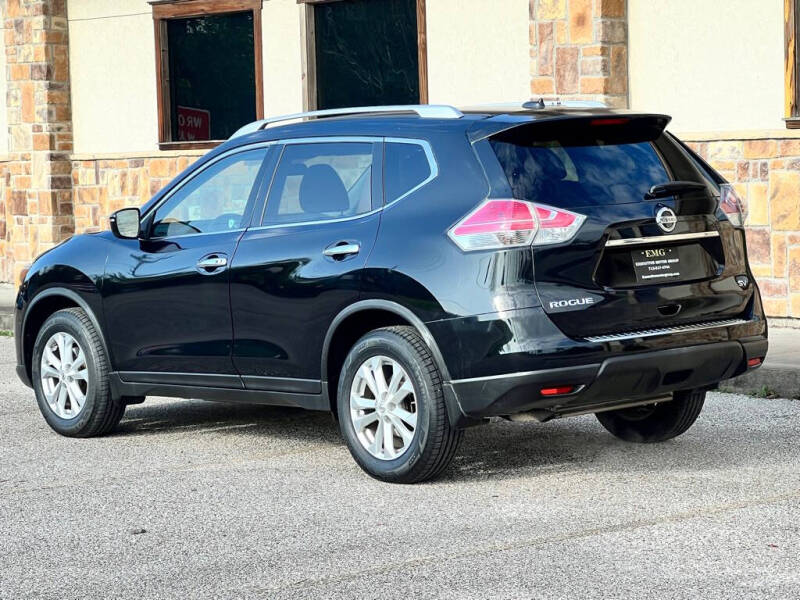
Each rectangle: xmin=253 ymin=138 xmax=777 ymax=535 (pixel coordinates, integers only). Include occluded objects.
xmin=632 ymin=247 xmax=683 ymax=283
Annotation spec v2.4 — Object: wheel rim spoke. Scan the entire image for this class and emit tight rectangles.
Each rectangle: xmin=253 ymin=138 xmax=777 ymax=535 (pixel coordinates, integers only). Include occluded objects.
xmin=353 ymin=411 xmax=379 ymax=432
xmin=391 ymin=406 xmax=417 ymax=429
xmin=350 ymin=354 xmax=417 ymax=461
xmin=387 ymin=414 xmax=414 ymax=444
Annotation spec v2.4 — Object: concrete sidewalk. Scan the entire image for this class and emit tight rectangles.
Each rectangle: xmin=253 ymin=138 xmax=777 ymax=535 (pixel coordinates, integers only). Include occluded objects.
xmin=722 ymin=326 xmax=799 ymax=399
xmin=0 ymin=281 xmax=795 ymax=397
xmin=0 ymin=283 xmax=14 ymax=331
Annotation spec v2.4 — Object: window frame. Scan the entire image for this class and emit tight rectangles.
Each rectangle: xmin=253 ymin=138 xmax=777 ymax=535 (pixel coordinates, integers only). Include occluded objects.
xmin=297 ymin=0 xmax=428 ymax=111
xmin=786 ymin=0 xmax=800 ymax=127
xmin=150 ymin=0 xmax=265 ymax=150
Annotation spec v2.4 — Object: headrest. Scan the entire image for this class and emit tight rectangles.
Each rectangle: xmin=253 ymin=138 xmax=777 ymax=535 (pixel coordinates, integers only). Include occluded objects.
xmin=299 ymin=164 xmax=349 ymax=215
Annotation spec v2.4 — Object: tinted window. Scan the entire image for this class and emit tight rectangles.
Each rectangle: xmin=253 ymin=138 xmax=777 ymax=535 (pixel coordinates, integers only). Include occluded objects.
xmin=263 ymin=143 xmax=374 ymax=225
xmin=489 ymin=123 xmax=670 ymax=207
xmin=384 ymin=142 xmax=431 ymax=202
xmin=152 ymin=148 xmax=265 ymax=237
xmin=167 ymin=12 xmax=256 ymax=141
xmin=314 ymin=0 xmax=419 ymax=109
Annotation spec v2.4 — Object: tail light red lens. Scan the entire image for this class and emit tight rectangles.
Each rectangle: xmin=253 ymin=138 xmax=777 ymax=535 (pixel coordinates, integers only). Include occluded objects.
xmin=540 ymin=386 xmax=576 ymax=396
xmin=448 ymin=199 xmax=585 ymax=251
xmin=747 ymin=357 xmax=763 ymax=368
xmin=719 ymin=183 xmax=746 ymax=227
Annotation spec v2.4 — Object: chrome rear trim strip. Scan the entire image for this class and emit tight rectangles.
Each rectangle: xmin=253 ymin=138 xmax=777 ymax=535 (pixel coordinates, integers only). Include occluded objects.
xmin=605 ymin=230 xmax=719 ymax=247
xmin=583 ymin=318 xmax=752 ymax=343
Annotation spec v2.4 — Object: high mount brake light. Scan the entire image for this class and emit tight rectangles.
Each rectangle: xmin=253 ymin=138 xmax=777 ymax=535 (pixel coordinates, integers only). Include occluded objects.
xmin=719 ymin=183 xmax=746 ymax=227
xmin=448 ymin=199 xmax=586 ymax=251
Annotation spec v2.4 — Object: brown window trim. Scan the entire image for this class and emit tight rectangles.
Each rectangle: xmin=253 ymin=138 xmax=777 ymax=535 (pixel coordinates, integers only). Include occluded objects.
xmin=150 ymin=0 xmax=264 ymax=149
xmin=785 ymin=0 xmax=800 ymax=127
xmin=298 ymin=0 xmax=428 ymax=111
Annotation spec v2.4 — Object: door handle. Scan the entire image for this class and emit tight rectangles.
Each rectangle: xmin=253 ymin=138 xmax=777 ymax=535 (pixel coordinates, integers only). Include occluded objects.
xmin=323 ymin=242 xmax=360 ymax=259
xmin=197 ymin=255 xmax=228 ymax=271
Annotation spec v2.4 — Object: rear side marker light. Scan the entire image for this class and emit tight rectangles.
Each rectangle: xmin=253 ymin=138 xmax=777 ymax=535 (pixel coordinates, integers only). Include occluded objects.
xmin=448 ymin=199 xmax=586 ymax=251
xmin=540 ymin=386 xmax=576 ymax=396
xmin=747 ymin=357 xmax=763 ymax=368
xmin=719 ymin=183 xmax=747 ymax=227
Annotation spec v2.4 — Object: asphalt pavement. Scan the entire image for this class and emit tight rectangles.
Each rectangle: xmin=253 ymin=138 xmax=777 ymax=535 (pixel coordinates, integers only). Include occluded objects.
xmin=1 ymin=336 xmax=798 ymax=599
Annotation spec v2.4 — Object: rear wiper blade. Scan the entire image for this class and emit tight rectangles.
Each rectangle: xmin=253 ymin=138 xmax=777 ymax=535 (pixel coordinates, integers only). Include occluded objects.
xmin=645 ymin=181 xmax=707 ymax=200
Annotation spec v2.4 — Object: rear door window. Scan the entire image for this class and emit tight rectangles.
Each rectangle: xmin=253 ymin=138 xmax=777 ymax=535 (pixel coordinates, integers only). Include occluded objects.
xmin=488 ymin=120 xmax=671 ymax=207
xmin=262 ymin=142 xmax=376 ymax=225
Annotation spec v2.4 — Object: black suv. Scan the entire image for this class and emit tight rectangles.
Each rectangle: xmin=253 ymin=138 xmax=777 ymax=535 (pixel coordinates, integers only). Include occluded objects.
xmin=14 ymin=103 xmax=768 ymax=483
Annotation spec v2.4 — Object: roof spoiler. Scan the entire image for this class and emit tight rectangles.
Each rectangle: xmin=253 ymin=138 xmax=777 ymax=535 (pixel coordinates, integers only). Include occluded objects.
xmin=468 ymin=112 xmax=672 ymax=143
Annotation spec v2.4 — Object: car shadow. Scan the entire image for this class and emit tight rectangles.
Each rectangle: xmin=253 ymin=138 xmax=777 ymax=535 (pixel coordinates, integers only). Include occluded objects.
xmin=116 ymin=398 xmax=342 ymax=447
xmin=115 ymin=398 xmax=790 ymax=483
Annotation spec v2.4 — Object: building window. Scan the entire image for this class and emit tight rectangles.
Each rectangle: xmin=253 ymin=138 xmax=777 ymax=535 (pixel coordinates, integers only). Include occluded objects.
xmin=151 ymin=0 xmax=264 ymax=148
xmin=786 ymin=0 xmax=800 ymax=127
xmin=300 ymin=0 xmax=428 ymax=110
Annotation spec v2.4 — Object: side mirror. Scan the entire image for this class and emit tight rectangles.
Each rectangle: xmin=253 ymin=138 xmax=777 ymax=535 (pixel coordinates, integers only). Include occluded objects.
xmin=109 ymin=207 xmax=141 ymax=239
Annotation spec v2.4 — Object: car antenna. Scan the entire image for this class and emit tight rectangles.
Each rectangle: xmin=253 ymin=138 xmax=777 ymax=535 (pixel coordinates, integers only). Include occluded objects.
xmin=522 ymin=98 xmax=547 ymax=109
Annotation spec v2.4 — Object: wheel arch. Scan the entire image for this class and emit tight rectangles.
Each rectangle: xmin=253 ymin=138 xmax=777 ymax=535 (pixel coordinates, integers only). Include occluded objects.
xmin=21 ymin=288 xmax=110 ymax=383
xmin=321 ymin=300 xmax=454 ymax=418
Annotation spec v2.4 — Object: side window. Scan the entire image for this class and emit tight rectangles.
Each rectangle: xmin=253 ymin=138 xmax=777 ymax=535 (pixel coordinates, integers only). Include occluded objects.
xmin=152 ymin=148 xmax=266 ymax=237
xmin=384 ymin=142 xmax=432 ymax=202
xmin=262 ymin=142 xmax=374 ymax=225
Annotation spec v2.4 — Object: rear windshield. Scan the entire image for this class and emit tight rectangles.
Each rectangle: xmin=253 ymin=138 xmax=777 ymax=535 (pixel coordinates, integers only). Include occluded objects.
xmin=489 ymin=119 xmax=672 ymax=207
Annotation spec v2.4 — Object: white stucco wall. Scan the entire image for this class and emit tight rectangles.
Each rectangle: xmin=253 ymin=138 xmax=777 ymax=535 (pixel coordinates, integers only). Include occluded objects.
xmin=629 ymin=0 xmax=785 ymax=133
xmin=262 ymin=1 xmax=304 ymax=116
xmin=426 ymin=0 xmax=531 ymax=106
xmin=68 ymin=0 xmax=157 ymax=154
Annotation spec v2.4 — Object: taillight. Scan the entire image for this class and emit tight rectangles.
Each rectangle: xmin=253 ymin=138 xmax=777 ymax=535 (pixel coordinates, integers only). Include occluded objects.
xmin=448 ymin=199 xmax=585 ymax=251
xmin=719 ymin=183 xmax=746 ymax=227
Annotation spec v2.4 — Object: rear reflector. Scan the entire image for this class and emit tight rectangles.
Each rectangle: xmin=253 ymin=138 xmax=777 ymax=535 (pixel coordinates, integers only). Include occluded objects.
xmin=448 ymin=199 xmax=585 ymax=251
xmin=747 ymin=357 xmax=763 ymax=368
xmin=719 ymin=183 xmax=746 ymax=227
xmin=540 ymin=386 xmax=576 ymax=396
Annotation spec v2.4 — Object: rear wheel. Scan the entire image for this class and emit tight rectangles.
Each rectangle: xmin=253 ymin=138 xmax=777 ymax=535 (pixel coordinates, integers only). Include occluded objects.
xmin=337 ymin=326 xmax=463 ymax=483
xmin=595 ymin=389 xmax=706 ymax=443
xmin=32 ymin=308 xmax=125 ymax=437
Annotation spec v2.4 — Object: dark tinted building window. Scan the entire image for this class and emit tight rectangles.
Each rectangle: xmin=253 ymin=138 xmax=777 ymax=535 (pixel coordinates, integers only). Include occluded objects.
xmin=314 ymin=0 xmax=420 ymax=109
xmin=166 ymin=12 xmax=256 ymax=141
xmin=384 ymin=142 xmax=432 ymax=202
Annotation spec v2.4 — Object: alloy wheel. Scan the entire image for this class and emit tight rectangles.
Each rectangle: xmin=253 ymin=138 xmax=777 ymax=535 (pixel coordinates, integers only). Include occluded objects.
xmin=40 ymin=331 xmax=89 ymax=420
xmin=349 ymin=355 xmax=418 ymax=460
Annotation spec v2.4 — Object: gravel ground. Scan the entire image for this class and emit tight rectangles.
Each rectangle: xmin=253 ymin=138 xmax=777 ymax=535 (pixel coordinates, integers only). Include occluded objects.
xmin=1 ymin=336 xmax=798 ymax=599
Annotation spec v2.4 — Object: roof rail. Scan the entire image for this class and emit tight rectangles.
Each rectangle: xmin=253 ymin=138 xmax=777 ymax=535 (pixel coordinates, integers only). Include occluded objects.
xmin=230 ymin=104 xmax=464 ymax=139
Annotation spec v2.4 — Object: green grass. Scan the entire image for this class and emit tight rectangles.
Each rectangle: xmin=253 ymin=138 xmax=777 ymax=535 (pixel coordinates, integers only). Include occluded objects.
xmin=0 ymin=330 xmax=12 ymax=337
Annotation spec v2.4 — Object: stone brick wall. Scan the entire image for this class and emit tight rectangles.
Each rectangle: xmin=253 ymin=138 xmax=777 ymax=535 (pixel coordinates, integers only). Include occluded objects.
xmin=71 ymin=153 xmax=202 ymax=233
xmin=2 ymin=0 xmax=74 ymax=284
xmin=529 ymin=0 xmax=627 ymax=106
xmin=687 ymin=137 xmax=800 ymax=319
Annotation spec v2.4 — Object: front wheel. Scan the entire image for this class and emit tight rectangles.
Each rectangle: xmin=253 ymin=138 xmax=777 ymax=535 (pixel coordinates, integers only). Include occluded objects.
xmin=337 ymin=326 xmax=463 ymax=483
xmin=595 ymin=389 xmax=706 ymax=443
xmin=32 ymin=308 xmax=126 ymax=437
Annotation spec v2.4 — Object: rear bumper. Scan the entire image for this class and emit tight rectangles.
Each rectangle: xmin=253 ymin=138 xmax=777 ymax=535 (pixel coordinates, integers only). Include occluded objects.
xmin=450 ymin=338 xmax=768 ymax=420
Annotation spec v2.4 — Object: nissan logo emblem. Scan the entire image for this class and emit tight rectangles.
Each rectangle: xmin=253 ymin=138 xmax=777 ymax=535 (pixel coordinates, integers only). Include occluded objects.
xmin=655 ymin=206 xmax=678 ymax=233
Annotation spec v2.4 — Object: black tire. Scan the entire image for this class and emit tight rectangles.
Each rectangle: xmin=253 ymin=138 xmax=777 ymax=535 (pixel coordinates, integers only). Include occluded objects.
xmin=31 ymin=308 xmax=125 ymax=437
xmin=337 ymin=326 xmax=463 ymax=483
xmin=595 ymin=389 xmax=706 ymax=443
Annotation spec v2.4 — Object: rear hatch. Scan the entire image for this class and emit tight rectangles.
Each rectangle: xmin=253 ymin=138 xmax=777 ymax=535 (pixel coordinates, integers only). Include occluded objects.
xmin=478 ymin=114 xmax=752 ymax=339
